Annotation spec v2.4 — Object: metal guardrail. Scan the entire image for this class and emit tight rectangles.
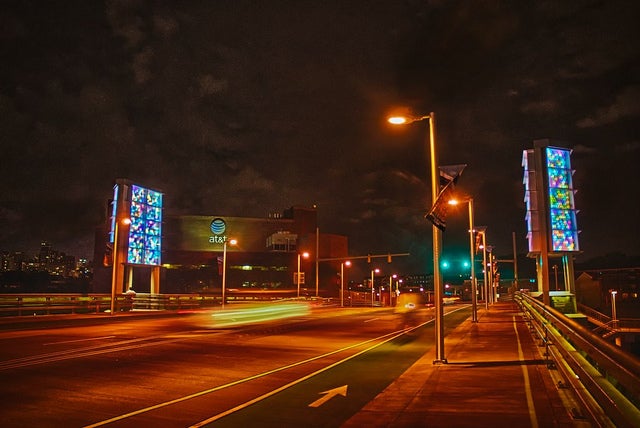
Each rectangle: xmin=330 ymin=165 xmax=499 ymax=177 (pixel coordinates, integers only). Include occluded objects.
xmin=0 ymin=294 xmax=115 ymax=316
xmin=578 ymin=303 xmax=640 ymax=337
xmin=515 ymin=291 xmax=640 ymax=428
xmin=0 ymin=290 xmax=320 ymax=317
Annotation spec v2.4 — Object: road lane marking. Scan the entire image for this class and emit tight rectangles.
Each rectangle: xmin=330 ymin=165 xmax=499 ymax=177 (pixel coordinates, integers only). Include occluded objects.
xmin=188 ymin=326 xmax=427 ymax=427
xmin=308 ymin=385 xmax=348 ymax=407
xmin=189 ymin=306 xmax=467 ymax=426
xmin=43 ymin=336 xmax=116 ymax=345
xmin=85 ymin=308 xmax=472 ymax=427
xmin=0 ymin=332 xmax=217 ymax=370
xmin=513 ymin=315 xmax=539 ymax=428
xmin=84 ymin=325 xmax=427 ymax=428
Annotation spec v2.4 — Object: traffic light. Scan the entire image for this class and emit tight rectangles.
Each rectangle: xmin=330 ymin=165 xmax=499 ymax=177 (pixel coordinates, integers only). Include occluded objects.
xmin=367 ymin=254 xmax=371 ymax=263
xmin=387 ymin=254 xmax=392 ymax=263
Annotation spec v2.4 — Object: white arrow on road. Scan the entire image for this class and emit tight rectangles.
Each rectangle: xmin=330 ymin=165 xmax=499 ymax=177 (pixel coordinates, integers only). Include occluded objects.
xmin=308 ymin=385 xmax=348 ymax=408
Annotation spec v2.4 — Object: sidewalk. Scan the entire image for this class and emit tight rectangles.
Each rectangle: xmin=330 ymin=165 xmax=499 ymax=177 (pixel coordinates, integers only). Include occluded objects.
xmin=343 ymin=301 xmax=588 ymax=428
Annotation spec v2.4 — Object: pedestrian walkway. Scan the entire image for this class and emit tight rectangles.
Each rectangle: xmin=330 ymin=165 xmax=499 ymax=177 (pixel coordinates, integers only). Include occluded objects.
xmin=343 ymin=301 xmax=590 ymax=428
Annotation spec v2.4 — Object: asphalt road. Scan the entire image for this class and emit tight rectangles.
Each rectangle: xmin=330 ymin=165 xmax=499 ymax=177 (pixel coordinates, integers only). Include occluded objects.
xmin=0 ymin=303 xmax=471 ymax=427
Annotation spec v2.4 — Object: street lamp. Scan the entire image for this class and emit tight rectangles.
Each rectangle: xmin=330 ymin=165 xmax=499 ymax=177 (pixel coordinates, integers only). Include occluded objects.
xmin=340 ymin=260 xmax=351 ymax=307
xmin=486 ymin=247 xmax=495 ymax=304
xmin=389 ymin=274 xmax=397 ymax=307
xmin=371 ymin=268 xmax=380 ymax=307
xmin=221 ymin=238 xmax=237 ymax=308
xmin=110 ymin=217 xmax=131 ymax=315
xmin=388 ymin=112 xmax=446 ymax=364
xmin=475 ymin=227 xmax=489 ymax=310
xmin=611 ymin=290 xmax=618 ymax=329
xmin=448 ymin=198 xmax=477 ymax=322
xmin=297 ymin=252 xmax=310 ymax=298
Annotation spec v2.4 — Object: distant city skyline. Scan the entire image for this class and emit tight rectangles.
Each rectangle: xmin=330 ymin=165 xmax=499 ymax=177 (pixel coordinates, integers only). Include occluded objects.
xmin=1 ymin=240 xmax=90 ymax=277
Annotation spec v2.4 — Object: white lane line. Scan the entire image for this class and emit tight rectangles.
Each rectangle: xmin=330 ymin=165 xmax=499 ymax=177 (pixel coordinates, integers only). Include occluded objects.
xmin=84 ymin=326 xmax=421 ymax=428
xmin=189 ymin=328 xmax=415 ymax=427
xmin=43 ymin=336 xmax=116 ymax=345
xmin=513 ymin=315 xmax=539 ymax=428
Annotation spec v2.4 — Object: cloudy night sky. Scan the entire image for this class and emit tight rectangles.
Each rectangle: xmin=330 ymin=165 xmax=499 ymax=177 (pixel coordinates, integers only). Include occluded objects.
xmin=1 ymin=1 xmax=639 ymax=272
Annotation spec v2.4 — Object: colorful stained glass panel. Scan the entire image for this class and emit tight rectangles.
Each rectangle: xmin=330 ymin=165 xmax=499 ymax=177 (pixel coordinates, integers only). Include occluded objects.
xmin=126 ymin=184 xmax=163 ymax=265
xmin=546 ymin=147 xmax=579 ymax=252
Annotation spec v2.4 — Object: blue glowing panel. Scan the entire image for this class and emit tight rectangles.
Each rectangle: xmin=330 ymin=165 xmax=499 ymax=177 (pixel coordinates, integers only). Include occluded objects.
xmin=545 ymin=147 xmax=579 ymax=252
xmin=127 ymin=185 xmax=163 ymax=265
xmin=109 ymin=185 xmax=119 ymax=244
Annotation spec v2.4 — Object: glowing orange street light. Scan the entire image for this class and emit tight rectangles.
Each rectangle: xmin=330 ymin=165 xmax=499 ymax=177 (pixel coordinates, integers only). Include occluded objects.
xmin=448 ymin=197 xmax=478 ymax=322
xmin=388 ymin=111 xmax=446 ymax=364
xmin=389 ymin=274 xmax=398 ymax=307
xmin=341 ymin=260 xmax=352 ymax=307
xmin=221 ymin=238 xmax=237 ymax=308
xmin=371 ymin=268 xmax=380 ymax=307
xmin=297 ymin=252 xmax=310 ymax=298
xmin=110 ymin=217 xmax=131 ymax=315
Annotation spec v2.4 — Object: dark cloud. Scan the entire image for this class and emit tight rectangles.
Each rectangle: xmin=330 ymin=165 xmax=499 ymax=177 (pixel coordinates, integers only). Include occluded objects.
xmin=1 ymin=0 xmax=638 ymax=269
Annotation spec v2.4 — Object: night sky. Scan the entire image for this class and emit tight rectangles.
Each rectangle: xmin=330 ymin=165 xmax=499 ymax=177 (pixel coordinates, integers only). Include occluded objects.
xmin=1 ymin=1 xmax=639 ymax=273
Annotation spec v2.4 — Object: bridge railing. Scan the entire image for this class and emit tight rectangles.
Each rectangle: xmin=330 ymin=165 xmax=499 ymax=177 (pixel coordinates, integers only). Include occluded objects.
xmin=0 ymin=290 xmax=308 ymax=316
xmin=578 ymin=302 xmax=640 ymax=333
xmin=515 ymin=291 xmax=640 ymax=428
xmin=0 ymin=294 xmax=115 ymax=316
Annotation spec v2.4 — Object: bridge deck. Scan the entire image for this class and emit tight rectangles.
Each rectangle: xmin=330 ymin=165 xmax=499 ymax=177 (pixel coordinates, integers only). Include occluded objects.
xmin=343 ymin=301 xmax=590 ymax=428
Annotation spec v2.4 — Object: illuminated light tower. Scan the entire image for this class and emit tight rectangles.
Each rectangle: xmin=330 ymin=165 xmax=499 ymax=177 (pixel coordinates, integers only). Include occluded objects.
xmin=109 ymin=180 xmax=164 ymax=313
xmin=523 ymin=140 xmax=580 ymax=305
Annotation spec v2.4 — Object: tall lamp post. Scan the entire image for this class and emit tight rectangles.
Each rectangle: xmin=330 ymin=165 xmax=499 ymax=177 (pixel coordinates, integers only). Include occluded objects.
xmin=340 ymin=260 xmax=351 ymax=307
xmin=389 ymin=274 xmax=397 ymax=307
xmin=297 ymin=252 xmax=309 ymax=298
xmin=388 ymin=112 xmax=446 ymax=364
xmin=221 ymin=238 xmax=237 ymax=308
xmin=486 ymin=247 xmax=495 ymax=304
xmin=448 ymin=198 xmax=477 ymax=322
xmin=371 ymin=268 xmax=380 ymax=307
xmin=476 ymin=227 xmax=489 ymax=310
xmin=611 ymin=290 xmax=618 ymax=329
xmin=110 ymin=217 xmax=131 ymax=315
